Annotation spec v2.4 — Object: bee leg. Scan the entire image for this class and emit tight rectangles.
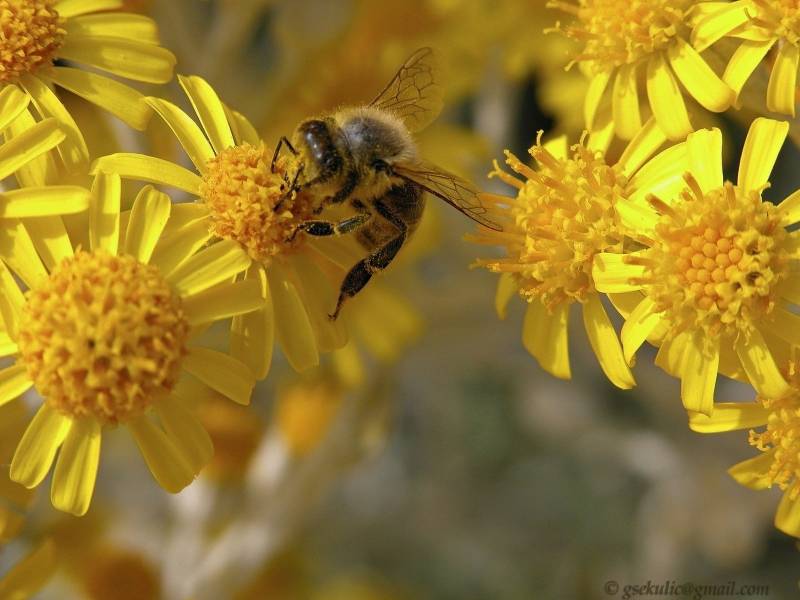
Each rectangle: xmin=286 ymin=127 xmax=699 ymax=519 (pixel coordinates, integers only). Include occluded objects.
xmin=288 ymin=211 xmax=372 ymax=242
xmin=271 ymin=136 xmax=297 ymax=173
xmin=275 ymin=163 xmax=305 ymax=211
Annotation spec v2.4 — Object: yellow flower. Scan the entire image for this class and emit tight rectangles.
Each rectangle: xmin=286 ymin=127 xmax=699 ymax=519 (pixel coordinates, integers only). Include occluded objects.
xmin=693 ymin=0 xmax=800 ymax=116
xmin=92 ymin=75 xmax=347 ymax=377
xmin=0 ymin=539 xmax=57 ymax=599
xmin=4 ymin=175 xmax=261 ymax=516
xmin=470 ymin=119 xmax=681 ymax=388
xmin=0 ymin=0 xmax=175 ymax=177
xmin=593 ymin=118 xmax=800 ymax=414
xmin=276 ymin=379 xmax=343 ymax=457
xmin=689 ymin=360 xmax=800 ymax=538
xmin=550 ymin=0 xmax=734 ymax=140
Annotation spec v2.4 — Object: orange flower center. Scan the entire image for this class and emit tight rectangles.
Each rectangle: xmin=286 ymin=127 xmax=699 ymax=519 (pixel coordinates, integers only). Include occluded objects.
xmin=751 ymin=0 xmax=800 ymax=44
xmin=0 ymin=0 xmax=65 ymax=82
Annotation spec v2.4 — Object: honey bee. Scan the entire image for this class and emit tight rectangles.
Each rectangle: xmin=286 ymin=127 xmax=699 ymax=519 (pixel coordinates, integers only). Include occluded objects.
xmin=273 ymin=47 xmax=502 ymax=320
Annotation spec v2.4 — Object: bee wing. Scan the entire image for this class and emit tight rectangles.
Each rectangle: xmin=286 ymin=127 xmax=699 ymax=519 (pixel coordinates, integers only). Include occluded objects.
xmin=393 ymin=161 xmax=503 ymax=231
xmin=369 ymin=47 xmax=444 ymax=133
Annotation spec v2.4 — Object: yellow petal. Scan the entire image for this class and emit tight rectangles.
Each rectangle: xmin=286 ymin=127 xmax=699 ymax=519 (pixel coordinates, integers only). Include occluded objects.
xmin=129 ymin=415 xmax=195 ymax=493
xmin=612 ymin=63 xmax=641 ymax=139
xmin=592 ymin=253 xmax=646 ymax=293
xmin=167 ymin=239 xmax=251 ymax=296
xmin=0 ymin=261 xmax=25 ymax=337
xmin=691 ymin=1 xmax=751 ymax=51
xmin=0 ymin=329 xmax=18 ymax=357
xmin=686 ymin=128 xmax=723 ymax=193
xmin=616 ymin=200 xmax=659 ymax=236
xmin=616 ymin=118 xmax=667 ymax=178
xmin=654 ymin=329 xmax=688 ymax=376
xmin=91 ymin=153 xmax=201 ymax=194
xmin=231 ymin=266 xmax=274 ymax=380
xmin=620 ymin=297 xmax=663 ymax=364
xmin=0 ymin=364 xmax=33 ymax=408
xmin=65 ymin=13 xmax=159 ymax=44
xmin=0 ymin=117 xmax=64 ymax=181
xmin=668 ymin=38 xmax=734 ymax=112
xmin=728 ymin=451 xmax=776 ymax=490
xmin=47 ymin=66 xmax=152 ymax=130
xmin=19 ymin=73 xmax=89 ymax=173
xmin=183 ymin=278 xmax=265 ymax=325
xmin=679 ymin=332 xmax=719 ymax=415
xmin=58 ymin=35 xmax=176 ymax=84
xmin=688 ymin=402 xmax=769 ymax=433
xmin=542 ymin=135 xmax=568 ymax=160
xmin=177 ymin=75 xmax=235 ymax=154
xmin=522 ymin=300 xmax=571 ymax=380
xmin=582 ymin=294 xmax=635 ymax=389
xmin=584 ymin=71 xmax=611 ymax=131
xmin=495 ymin=272 xmax=517 ymax=320
xmin=4 ymin=110 xmax=59 ymax=187
xmin=123 ymin=185 xmax=170 ymax=263
xmin=150 ymin=217 xmax=213 ymax=277
xmin=0 ymin=219 xmax=49 ymax=289
xmin=183 ymin=347 xmax=255 ymax=406
xmin=723 ymin=39 xmax=775 ymax=99
xmin=351 ymin=285 xmax=422 ymax=361
xmin=23 ymin=216 xmax=74 ymax=271
xmin=0 ymin=539 xmax=56 ymax=599
xmin=0 ymin=185 xmax=89 ymax=218
xmin=734 ymin=328 xmax=790 ymax=399
xmin=646 ymin=54 xmax=692 ymax=141
xmin=155 ymin=395 xmax=213 ymax=473
xmin=627 ymin=142 xmax=689 ymax=205
xmin=225 ymin=106 xmax=260 ymax=146
xmin=291 ymin=255 xmax=347 ymax=353
xmin=50 ymin=417 xmax=100 ymax=516
xmin=775 ymin=491 xmax=800 ymax=537
xmin=767 ymin=42 xmax=799 ymax=116
xmin=268 ymin=262 xmax=319 ymax=372
xmin=10 ymin=404 xmax=70 ymax=488
xmin=761 ymin=307 xmax=800 ymax=346
xmin=332 ymin=343 xmax=366 ymax=389
xmin=89 ymin=171 xmax=120 ymax=254
xmin=54 ymin=0 xmax=122 ymax=17
xmin=738 ymin=117 xmax=788 ymax=192
xmin=586 ymin=111 xmax=615 ymax=155
xmin=0 ymin=85 xmax=30 ymax=131
xmin=145 ymin=97 xmax=215 ymax=172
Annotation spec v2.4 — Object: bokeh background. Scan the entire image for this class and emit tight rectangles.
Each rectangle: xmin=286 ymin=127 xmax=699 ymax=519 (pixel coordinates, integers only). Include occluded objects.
xmin=3 ymin=0 xmax=800 ymax=598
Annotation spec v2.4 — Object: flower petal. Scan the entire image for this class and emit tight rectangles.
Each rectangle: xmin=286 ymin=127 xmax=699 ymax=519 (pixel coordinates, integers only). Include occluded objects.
xmin=89 ymin=171 xmax=120 ymax=255
xmin=767 ymin=42 xmax=799 ymax=116
xmin=129 ymin=415 xmax=195 ymax=493
xmin=0 ymin=261 xmax=26 ymax=337
xmin=0 ymin=539 xmax=56 ymax=599
xmin=225 ymin=106 xmax=260 ymax=146
xmin=522 ymin=300 xmax=571 ymax=380
xmin=691 ymin=1 xmax=751 ymax=51
xmin=91 ymin=153 xmax=201 ymax=194
xmin=0 ymin=85 xmax=29 ymax=131
xmin=612 ymin=63 xmax=641 ymax=139
xmin=183 ymin=278 xmax=264 ymax=326
xmin=155 ymin=395 xmax=213 ymax=473
xmin=592 ymin=253 xmax=646 ymax=293
xmin=646 ymin=54 xmax=692 ymax=141
xmin=495 ymin=272 xmax=517 ymax=320
xmin=0 ymin=185 xmax=89 ymax=218
xmin=54 ymin=0 xmax=122 ymax=17
xmin=0 ymin=218 xmax=49 ymax=288
xmin=183 ymin=347 xmax=255 ymax=406
xmin=0 ymin=364 xmax=33 ymax=408
xmin=64 ymin=13 xmax=159 ymax=44
xmin=23 ymin=216 xmax=74 ymax=271
xmin=728 ymin=451 xmax=776 ymax=490
xmin=150 ymin=217 xmax=213 ymax=277
xmin=582 ymin=294 xmax=635 ymax=389
xmin=761 ymin=307 xmax=800 ymax=346
xmin=775 ymin=491 xmax=800 ymax=537
xmin=50 ymin=417 xmax=100 ymax=516
xmin=291 ymin=255 xmax=347 ymax=353
xmin=4 ymin=111 xmax=59 ymax=187
xmin=627 ymin=142 xmax=690 ymax=205
xmin=177 ymin=75 xmax=235 ymax=154
xmin=46 ymin=66 xmax=152 ymax=131
xmin=58 ymin=35 xmax=176 ymax=84
xmin=734 ymin=328 xmax=790 ymax=399
xmin=10 ymin=404 xmax=70 ymax=488
xmin=668 ymin=38 xmax=734 ymax=112
xmin=123 ymin=185 xmax=170 ymax=263
xmin=679 ymin=332 xmax=719 ymax=415
xmin=688 ymin=402 xmax=770 ymax=433
xmin=616 ymin=200 xmax=659 ymax=237
xmin=145 ymin=97 xmax=215 ymax=173
xmin=723 ymin=39 xmax=775 ymax=99
xmin=0 ymin=117 xmax=65 ymax=181
xmin=686 ymin=128 xmax=723 ymax=193
xmin=620 ymin=297 xmax=662 ymax=364
xmin=585 ymin=71 xmax=611 ymax=131
xmin=268 ymin=262 xmax=319 ymax=372
xmin=738 ymin=117 xmax=788 ymax=192
xmin=167 ymin=239 xmax=251 ymax=296
xmin=231 ymin=266 xmax=274 ymax=380
xmin=616 ymin=118 xmax=668 ymax=178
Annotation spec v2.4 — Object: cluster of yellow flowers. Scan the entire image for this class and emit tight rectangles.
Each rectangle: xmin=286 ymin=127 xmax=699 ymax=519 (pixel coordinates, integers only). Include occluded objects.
xmin=471 ymin=0 xmax=800 ymax=541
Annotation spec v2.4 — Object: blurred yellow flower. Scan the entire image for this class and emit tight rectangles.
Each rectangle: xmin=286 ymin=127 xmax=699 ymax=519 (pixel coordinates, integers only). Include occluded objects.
xmin=93 ymin=75 xmax=347 ymax=377
xmin=81 ymin=544 xmax=160 ymax=600
xmin=693 ymin=0 xmax=800 ymax=116
xmin=0 ymin=539 xmax=57 ymax=599
xmin=471 ymin=119 xmax=682 ymax=388
xmin=0 ymin=399 xmax=33 ymax=543
xmin=593 ymin=118 xmax=800 ymax=414
xmin=550 ymin=0 xmax=734 ymax=140
xmin=5 ymin=175 xmax=260 ymax=515
xmin=276 ymin=379 xmax=343 ymax=457
xmin=689 ymin=360 xmax=800 ymax=538
xmin=198 ymin=394 xmax=264 ymax=482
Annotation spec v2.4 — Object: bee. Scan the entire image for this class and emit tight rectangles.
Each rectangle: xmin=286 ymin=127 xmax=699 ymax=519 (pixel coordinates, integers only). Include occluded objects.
xmin=273 ymin=47 xmax=502 ymax=320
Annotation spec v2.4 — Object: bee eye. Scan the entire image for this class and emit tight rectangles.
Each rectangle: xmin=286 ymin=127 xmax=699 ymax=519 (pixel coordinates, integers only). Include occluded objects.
xmin=372 ymin=159 xmax=389 ymax=173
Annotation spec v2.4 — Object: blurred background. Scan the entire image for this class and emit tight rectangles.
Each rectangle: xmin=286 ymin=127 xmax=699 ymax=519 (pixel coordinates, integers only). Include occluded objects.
xmin=3 ymin=0 xmax=800 ymax=598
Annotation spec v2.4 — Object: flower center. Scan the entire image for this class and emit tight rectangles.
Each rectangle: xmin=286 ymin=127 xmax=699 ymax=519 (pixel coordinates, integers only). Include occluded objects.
xmin=751 ymin=0 xmax=800 ymax=44
xmin=0 ymin=0 xmax=65 ymax=82
xmin=644 ymin=181 xmax=788 ymax=337
xmin=549 ymin=0 xmax=691 ymax=71
xmin=83 ymin=546 xmax=161 ymax=600
xmin=200 ymin=143 xmax=315 ymax=264
xmin=476 ymin=140 xmax=627 ymax=308
xmin=17 ymin=250 xmax=189 ymax=425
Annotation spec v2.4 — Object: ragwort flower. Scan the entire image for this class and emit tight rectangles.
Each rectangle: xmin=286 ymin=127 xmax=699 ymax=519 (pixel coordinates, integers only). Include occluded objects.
xmin=470 ymin=119 xmax=682 ymax=388
xmin=689 ymin=360 xmax=800 ymax=538
xmin=550 ymin=0 xmax=734 ymax=140
xmin=4 ymin=175 xmax=261 ymax=515
xmin=693 ymin=0 xmax=800 ymax=116
xmin=593 ymin=118 xmax=800 ymax=414
xmin=93 ymin=75 xmax=347 ymax=377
